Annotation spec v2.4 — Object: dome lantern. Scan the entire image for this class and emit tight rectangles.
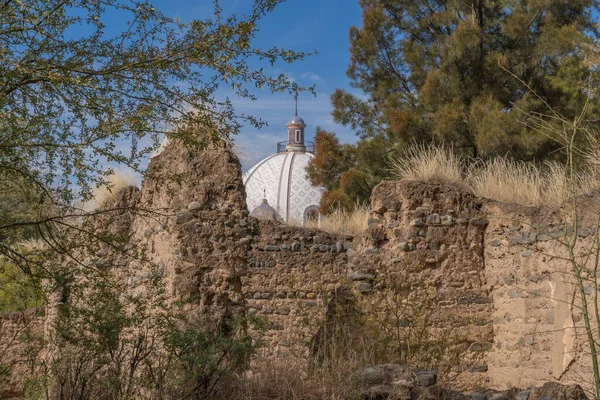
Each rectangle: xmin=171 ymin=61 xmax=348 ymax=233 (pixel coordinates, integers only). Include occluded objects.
xmin=285 ymin=94 xmax=306 ymax=152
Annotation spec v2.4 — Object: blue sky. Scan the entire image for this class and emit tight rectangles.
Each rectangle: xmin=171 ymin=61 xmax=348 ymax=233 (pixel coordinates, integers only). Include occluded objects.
xmin=157 ymin=0 xmax=364 ymax=170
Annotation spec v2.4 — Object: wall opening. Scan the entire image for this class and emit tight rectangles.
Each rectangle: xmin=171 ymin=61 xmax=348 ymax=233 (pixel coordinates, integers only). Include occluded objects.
xmin=303 ymin=205 xmax=319 ymax=226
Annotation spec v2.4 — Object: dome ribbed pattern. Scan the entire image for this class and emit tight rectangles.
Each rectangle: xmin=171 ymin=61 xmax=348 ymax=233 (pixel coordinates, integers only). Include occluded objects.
xmin=243 ymin=152 xmax=322 ymax=224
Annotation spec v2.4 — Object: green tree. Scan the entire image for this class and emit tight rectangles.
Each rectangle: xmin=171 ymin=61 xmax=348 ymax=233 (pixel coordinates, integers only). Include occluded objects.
xmin=332 ymin=0 xmax=599 ymax=160
xmin=307 ymin=127 xmax=388 ymax=211
xmin=0 ymin=0 xmax=307 ymax=295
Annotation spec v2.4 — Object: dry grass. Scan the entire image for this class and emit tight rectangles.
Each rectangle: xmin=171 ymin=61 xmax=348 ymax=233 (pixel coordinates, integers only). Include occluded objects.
xmin=92 ymin=169 xmax=139 ymax=209
xmin=390 ymin=142 xmax=463 ymax=186
xmin=584 ymin=134 xmax=600 ymax=185
xmin=307 ymin=203 xmax=369 ymax=235
xmin=466 ymin=157 xmax=544 ymax=206
xmin=221 ymin=357 xmax=323 ymax=400
xmin=467 ymin=158 xmax=599 ymax=207
xmin=389 ymin=143 xmax=600 ymax=208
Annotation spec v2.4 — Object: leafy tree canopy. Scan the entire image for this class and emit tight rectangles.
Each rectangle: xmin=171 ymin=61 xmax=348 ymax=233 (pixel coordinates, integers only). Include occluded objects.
xmin=0 ymin=0 xmax=307 ymax=248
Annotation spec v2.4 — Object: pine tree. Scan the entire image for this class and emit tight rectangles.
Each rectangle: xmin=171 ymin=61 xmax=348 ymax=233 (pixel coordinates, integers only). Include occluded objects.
xmin=332 ymin=0 xmax=599 ymax=160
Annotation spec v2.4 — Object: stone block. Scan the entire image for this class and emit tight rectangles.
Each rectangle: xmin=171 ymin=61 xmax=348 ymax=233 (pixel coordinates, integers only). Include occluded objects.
xmin=515 ymin=391 xmax=530 ymax=400
xmin=441 ymin=215 xmax=453 ymax=225
xmin=467 ymin=364 xmax=488 ymax=373
xmin=426 ymin=213 xmax=440 ymax=225
xmin=509 ymin=231 xmax=537 ymax=245
xmin=355 ymin=282 xmax=373 ymax=293
xmin=415 ymin=370 xmax=436 ymax=386
xmin=468 ymin=341 xmax=493 ymax=352
xmin=348 ymin=272 xmax=375 ymax=281
xmin=176 ymin=212 xmax=194 ymax=224
xmin=410 ymin=218 xmax=424 ymax=227
xmin=187 ymin=201 xmax=202 ymax=210
xmin=319 ymin=245 xmax=330 ymax=252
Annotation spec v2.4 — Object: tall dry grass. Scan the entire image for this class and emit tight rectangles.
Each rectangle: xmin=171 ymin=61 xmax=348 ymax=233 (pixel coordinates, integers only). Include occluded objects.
xmin=222 ymin=358 xmax=323 ymax=400
xmin=390 ymin=142 xmax=463 ymax=186
xmin=466 ymin=157 xmax=544 ymax=206
xmin=389 ymin=143 xmax=600 ymax=208
xmin=307 ymin=203 xmax=370 ymax=235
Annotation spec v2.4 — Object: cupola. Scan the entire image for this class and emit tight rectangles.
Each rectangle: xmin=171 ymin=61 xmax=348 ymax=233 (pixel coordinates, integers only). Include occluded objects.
xmin=242 ymin=96 xmax=323 ymax=225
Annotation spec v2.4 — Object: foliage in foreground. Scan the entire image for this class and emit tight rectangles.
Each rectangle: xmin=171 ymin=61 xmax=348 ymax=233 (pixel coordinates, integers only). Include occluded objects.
xmin=21 ymin=267 xmax=257 ymax=400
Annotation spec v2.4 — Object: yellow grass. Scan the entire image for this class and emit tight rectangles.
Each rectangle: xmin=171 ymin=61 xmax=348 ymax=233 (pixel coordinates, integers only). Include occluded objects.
xmin=92 ymin=168 xmax=139 ymax=209
xmin=222 ymin=357 xmax=323 ymax=400
xmin=389 ymin=143 xmax=599 ymax=208
xmin=308 ymin=204 xmax=369 ymax=235
xmin=584 ymin=134 xmax=600 ymax=187
xmin=466 ymin=157 xmax=544 ymax=206
xmin=390 ymin=142 xmax=463 ymax=186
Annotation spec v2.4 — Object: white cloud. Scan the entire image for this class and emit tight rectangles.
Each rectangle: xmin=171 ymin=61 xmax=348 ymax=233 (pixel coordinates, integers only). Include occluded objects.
xmin=301 ymin=72 xmax=322 ymax=82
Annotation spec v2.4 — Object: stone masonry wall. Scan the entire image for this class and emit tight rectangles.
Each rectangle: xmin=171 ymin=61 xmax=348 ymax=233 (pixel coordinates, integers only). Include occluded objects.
xmin=243 ymin=220 xmax=353 ymax=356
xmin=483 ymin=200 xmax=599 ymax=392
xmin=125 ymin=138 xmax=250 ymax=322
xmin=241 ymin=180 xmax=600 ymax=392
xmin=2 ymin=134 xmax=600 ymax=397
xmin=363 ymin=180 xmax=494 ymax=389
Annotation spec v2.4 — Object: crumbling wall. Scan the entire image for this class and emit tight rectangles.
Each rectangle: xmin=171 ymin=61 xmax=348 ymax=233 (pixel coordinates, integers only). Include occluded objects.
xmin=362 ymin=180 xmax=494 ymax=388
xmin=483 ymin=201 xmax=598 ymax=391
xmin=127 ymin=138 xmax=250 ymax=321
xmin=3 ymin=135 xmax=599 ymax=397
xmin=243 ymin=221 xmax=352 ymax=355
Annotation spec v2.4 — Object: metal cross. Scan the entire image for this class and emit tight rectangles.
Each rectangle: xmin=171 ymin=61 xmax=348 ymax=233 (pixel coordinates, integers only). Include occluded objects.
xmin=294 ymin=92 xmax=298 ymax=116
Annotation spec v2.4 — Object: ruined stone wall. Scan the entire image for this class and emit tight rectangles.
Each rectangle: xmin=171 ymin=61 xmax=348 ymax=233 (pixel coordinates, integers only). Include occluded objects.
xmin=241 ymin=180 xmax=599 ymax=391
xmin=363 ymin=181 xmax=494 ymax=388
xmin=483 ymin=201 xmax=599 ymax=391
xmin=243 ymin=221 xmax=352 ymax=355
xmin=126 ymin=139 xmax=250 ymax=321
xmin=240 ymin=180 xmax=496 ymax=388
xmin=2 ymin=134 xmax=600 ymax=397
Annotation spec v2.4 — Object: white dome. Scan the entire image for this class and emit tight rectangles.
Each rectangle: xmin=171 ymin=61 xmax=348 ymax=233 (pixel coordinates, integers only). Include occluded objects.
xmin=243 ymin=152 xmax=322 ymax=224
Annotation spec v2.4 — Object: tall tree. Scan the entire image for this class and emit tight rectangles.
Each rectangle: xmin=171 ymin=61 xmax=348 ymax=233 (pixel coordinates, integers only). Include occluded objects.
xmin=307 ymin=127 xmax=389 ymax=211
xmin=332 ymin=0 xmax=599 ymax=160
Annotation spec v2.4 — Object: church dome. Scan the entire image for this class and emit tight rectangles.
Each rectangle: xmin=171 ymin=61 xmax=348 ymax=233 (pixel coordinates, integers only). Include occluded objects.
xmin=250 ymin=198 xmax=280 ymax=221
xmin=287 ymin=115 xmax=305 ymax=126
xmin=243 ymin=99 xmax=322 ymax=225
xmin=243 ymin=151 xmax=322 ymax=224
